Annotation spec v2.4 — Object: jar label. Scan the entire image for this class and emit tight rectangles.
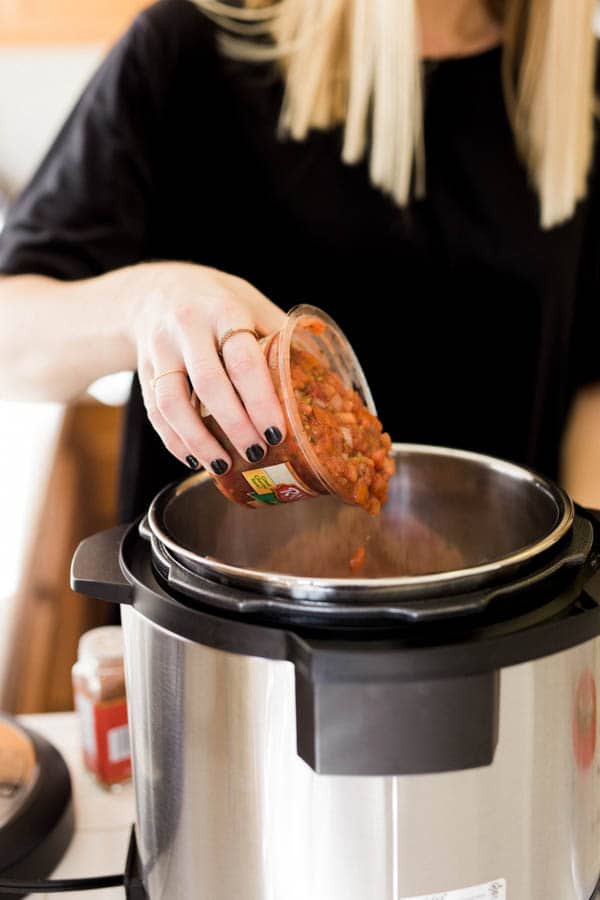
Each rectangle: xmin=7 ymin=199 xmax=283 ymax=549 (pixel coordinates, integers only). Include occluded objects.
xmin=74 ymin=689 xmax=131 ymax=786
xmin=108 ymin=723 xmax=131 ymax=764
xmin=402 ymin=880 xmax=506 ymax=900
xmin=242 ymin=462 xmax=317 ymax=506
xmin=94 ymin=698 xmax=131 ymax=784
xmin=573 ymin=669 xmax=597 ymax=770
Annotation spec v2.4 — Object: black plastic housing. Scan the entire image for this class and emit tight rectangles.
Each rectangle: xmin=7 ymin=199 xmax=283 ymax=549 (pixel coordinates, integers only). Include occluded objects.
xmin=0 ymin=720 xmax=74 ymax=897
xmin=296 ymin=668 xmax=499 ymax=775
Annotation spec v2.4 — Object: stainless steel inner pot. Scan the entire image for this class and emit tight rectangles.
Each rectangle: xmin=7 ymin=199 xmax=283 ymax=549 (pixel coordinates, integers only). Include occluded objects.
xmin=146 ymin=444 xmax=573 ymax=601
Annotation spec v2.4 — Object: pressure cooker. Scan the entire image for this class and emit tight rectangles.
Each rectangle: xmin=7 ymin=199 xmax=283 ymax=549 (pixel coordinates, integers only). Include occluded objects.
xmin=71 ymin=444 xmax=600 ymax=900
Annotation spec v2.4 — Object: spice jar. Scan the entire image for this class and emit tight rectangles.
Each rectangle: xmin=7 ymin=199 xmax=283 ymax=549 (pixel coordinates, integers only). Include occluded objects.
xmin=195 ymin=304 xmax=394 ymax=513
xmin=71 ymin=625 xmax=131 ymax=789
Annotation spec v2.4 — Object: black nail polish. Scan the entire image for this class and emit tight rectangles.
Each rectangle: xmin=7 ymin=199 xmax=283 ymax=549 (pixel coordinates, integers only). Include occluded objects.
xmin=246 ymin=444 xmax=265 ymax=463
xmin=186 ymin=455 xmax=199 ymax=470
xmin=211 ymin=458 xmax=228 ymax=476
xmin=264 ymin=426 xmax=282 ymax=446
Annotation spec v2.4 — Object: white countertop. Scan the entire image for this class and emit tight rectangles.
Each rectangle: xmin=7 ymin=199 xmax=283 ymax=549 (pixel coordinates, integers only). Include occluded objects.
xmin=18 ymin=712 xmax=135 ymax=900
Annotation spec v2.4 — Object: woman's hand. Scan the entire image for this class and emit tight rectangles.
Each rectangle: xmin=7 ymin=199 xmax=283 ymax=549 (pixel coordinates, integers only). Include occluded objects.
xmin=131 ymin=261 xmax=288 ymax=475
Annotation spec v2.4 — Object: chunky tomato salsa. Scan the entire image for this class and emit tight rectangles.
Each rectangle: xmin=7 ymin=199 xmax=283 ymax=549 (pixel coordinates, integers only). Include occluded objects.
xmin=291 ymin=345 xmax=395 ymax=515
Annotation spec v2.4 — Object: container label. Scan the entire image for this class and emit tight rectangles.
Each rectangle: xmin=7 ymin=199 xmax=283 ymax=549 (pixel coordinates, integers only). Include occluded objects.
xmin=242 ymin=462 xmax=317 ymax=505
xmin=94 ymin=697 xmax=131 ymax=784
xmin=573 ymin=669 xmax=597 ymax=769
xmin=402 ymin=880 xmax=506 ymax=900
xmin=75 ymin=691 xmax=131 ymax=786
xmin=108 ymin=724 xmax=131 ymax=764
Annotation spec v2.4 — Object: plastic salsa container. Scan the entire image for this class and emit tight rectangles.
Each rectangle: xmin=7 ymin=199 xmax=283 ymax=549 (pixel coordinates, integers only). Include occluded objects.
xmin=196 ymin=304 xmax=394 ymax=513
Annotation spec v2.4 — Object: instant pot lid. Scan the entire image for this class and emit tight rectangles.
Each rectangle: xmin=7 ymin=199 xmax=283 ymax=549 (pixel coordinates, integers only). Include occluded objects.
xmin=0 ymin=715 xmax=73 ymax=884
xmin=145 ymin=444 xmax=574 ymax=605
xmin=0 ymin=717 xmax=37 ymax=830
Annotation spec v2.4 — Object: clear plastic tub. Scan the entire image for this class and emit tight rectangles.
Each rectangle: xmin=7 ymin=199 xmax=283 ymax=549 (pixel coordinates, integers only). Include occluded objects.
xmin=196 ymin=304 xmax=393 ymax=512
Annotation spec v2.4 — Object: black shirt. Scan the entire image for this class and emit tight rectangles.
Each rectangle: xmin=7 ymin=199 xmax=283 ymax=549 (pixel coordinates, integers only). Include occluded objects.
xmin=1 ymin=0 xmax=599 ymax=520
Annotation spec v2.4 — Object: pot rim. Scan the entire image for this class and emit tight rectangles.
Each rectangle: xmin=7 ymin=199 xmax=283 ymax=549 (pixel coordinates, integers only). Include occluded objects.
xmin=145 ymin=443 xmax=574 ymax=600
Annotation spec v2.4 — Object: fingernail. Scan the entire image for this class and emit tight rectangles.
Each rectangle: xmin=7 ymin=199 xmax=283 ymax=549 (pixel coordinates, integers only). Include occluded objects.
xmin=246 ymin=444 xmax=265 ymax=463
xmin=186 ymin=455 xmax=199 ymax=470
xmin=211 ymin=458 xmax=228 ymax=476
xmin=264 ymin=426 xmax=282 ymax=446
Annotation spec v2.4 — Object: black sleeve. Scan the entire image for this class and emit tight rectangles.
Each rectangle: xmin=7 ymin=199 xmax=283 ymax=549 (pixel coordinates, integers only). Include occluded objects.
xmin=568 ymin=45 xmax=600 ymax=392
xmin=570 ymin=133 xmax=600 ymax=392
xmin=0 ymin=6 xmax=174 ymax=280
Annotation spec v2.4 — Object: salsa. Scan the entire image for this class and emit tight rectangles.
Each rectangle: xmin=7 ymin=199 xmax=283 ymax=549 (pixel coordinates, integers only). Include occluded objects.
xmin=349 ymin=544 xmax=366 ymax=574
xmin=291 ymin=345 xmax=395 ymax=515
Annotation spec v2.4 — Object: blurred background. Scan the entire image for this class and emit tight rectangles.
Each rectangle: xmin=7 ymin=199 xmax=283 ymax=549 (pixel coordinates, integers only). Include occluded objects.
xmin=0 ymin=1 xmax=149 ymax=716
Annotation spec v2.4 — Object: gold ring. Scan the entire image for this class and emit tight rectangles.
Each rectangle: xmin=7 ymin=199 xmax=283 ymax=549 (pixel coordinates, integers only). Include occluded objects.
xmin=151 ymin=368 xmax=187 ymax=389
xmin=217 ymin=328 xmax=258 ymax=357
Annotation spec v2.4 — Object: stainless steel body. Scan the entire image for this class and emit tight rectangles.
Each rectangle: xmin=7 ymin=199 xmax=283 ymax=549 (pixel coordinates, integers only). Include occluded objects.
xmin=122 ymin=606 xmax=600 ymax=900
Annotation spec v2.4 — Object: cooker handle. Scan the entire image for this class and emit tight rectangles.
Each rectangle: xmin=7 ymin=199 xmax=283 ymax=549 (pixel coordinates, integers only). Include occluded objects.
xmin=293 ymin=664 xmax=499 ymax=776
xmin=71 ymin=524 xmax=133 ymax=605
xmin=581 ymin=504 xmax=600 ymax=525
xmin=578 ymin=504 xmax=600 ymax=606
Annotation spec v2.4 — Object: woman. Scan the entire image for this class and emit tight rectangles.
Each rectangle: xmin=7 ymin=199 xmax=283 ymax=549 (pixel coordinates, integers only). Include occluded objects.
xmin=0 ymin=0 xmax=598 ymax=520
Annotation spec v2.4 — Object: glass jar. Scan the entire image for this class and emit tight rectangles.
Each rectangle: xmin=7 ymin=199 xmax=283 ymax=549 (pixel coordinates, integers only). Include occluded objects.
xmin=71 ymin=625 xmax=131 ymax=790
xmin=195 ymin=304 xmax=393 ymax=512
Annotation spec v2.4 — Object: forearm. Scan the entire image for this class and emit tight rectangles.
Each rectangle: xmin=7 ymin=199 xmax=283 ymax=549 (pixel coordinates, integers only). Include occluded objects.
xmin=0 ymin=258 xmax=288 ymax=474
xmin=0 ymin=266 xmax=144 ymax=402
xmin=560 ymin=384 xmax=600 ymax=508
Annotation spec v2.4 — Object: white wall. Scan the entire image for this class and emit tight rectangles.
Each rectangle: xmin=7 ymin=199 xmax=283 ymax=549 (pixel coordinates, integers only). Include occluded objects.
xmin=0 ymin=44 xmax=104 ymax=194
xmin=0 ymin=43 xmax=109 ymax=704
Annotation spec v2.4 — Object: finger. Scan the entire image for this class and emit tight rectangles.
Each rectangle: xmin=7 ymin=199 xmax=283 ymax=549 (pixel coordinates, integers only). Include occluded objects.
xmin=152 ymin=371 xmax=233 ymax=475
xmin=148 ymin=335 xmax=233 ymax=474
xmin=138 ymin=358 xmax=196 ymax=468
xmin=210 ymin=297 xmax=286 ymax=443
xmin=179 ymin=333 xmax=269 ymax=464
xmin=220 ymin=274 xmax=287 ymax=335
xmin=219 ymin=330 xmax=287 ymax=447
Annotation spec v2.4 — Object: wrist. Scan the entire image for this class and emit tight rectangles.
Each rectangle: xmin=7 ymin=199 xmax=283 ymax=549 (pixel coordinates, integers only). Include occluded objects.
xmin=78 ymin=264 xmax=153 ymax=372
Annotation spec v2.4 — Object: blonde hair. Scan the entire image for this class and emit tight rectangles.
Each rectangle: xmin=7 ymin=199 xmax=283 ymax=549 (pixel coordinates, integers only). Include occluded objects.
xmin=194 ymin=0 xmax=596 ymax=229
